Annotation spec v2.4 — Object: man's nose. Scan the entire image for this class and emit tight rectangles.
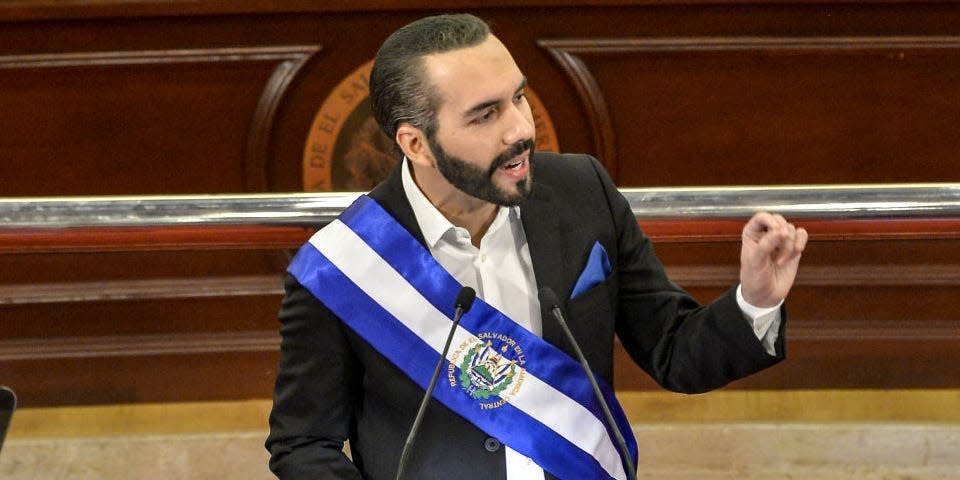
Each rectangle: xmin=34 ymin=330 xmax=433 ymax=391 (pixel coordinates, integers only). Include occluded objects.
xmin=502 ymin=103 xmax=534 ymax=146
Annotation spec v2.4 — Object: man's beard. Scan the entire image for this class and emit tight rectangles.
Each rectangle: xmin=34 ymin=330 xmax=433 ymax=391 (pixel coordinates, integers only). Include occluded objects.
xmin=429 ymin=137 xmax=536 ymax=207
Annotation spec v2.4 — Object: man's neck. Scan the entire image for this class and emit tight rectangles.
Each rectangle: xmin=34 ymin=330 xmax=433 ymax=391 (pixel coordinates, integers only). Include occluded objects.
xmin=410 ymin=163 xmax=497 ymax=247
xmin=435 ymin=196 xmax=497 ymax=248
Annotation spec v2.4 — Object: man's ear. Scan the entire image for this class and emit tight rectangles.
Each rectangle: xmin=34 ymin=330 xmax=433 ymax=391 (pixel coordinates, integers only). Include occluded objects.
xmin=396 ymin=123 xmax=433 ymax=168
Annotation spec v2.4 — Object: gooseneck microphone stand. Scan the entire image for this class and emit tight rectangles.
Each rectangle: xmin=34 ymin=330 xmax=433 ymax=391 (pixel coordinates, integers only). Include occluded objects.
xmin=394 ymin=286 xmax=477 ymax=480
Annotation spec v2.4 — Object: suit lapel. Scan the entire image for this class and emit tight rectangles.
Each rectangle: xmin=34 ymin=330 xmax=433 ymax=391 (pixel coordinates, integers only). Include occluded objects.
xmin=520 ymin=182 xmax=568 ymax=348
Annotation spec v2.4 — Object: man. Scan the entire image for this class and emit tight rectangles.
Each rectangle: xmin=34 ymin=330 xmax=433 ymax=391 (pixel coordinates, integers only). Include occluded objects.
xmin=266 ymin=13 xmax=807 ymax=480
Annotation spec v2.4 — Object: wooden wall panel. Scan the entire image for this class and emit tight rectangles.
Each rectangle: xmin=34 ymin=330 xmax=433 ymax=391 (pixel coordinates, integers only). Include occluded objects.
xmin=540 ymin=37 xmax=960 ymax=185
xmin=3 ymin=2 xmax=959 ymax=193
xmin=2 ymin=352 xmax=279 ymax=406
xmin=0 ymin=47 xmax=316 ymax=196
xmin=1 ymin=1 xmax=959 ymax=406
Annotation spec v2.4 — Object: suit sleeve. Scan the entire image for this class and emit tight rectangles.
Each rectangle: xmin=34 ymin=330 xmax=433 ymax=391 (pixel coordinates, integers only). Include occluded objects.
xmin=588 ymin=158 xmax=785 ymax=393
xmin=265 ymin=274 xmax=364 ymax=479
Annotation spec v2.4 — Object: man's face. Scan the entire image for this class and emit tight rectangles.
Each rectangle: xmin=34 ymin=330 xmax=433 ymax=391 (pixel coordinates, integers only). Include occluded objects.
xmin=422 ymin=35 xmax=537 ymax=206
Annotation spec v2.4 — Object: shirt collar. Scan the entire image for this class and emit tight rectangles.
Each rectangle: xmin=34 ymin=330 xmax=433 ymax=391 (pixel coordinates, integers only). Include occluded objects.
xmin=402 ymin=157 xmax=458 ymax=248
xmin=400 ymin=157 xmax=519 ymax=248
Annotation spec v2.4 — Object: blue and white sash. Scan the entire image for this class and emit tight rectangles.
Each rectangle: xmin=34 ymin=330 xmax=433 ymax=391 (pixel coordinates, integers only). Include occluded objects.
xmin=288 ymin=195 xmax=638 ymax=480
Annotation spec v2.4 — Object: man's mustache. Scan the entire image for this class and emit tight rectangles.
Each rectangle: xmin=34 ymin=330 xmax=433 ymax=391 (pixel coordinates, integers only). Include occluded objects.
xmin=488 ymin=139 xmax=536 ymax=174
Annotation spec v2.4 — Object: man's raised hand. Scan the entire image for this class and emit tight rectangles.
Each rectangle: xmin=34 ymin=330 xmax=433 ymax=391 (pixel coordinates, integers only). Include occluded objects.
xmin=739 ymin=212 xmax=808 ymax=308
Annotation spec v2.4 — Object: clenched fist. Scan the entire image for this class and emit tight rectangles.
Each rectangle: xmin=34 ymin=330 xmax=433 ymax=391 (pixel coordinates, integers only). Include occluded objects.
xmin=739 ymin=212 xmax=809 ymax=308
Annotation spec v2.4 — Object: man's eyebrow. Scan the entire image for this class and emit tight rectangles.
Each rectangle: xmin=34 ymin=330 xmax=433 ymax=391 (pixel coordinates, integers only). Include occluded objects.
xmin=462 ymin=76 xmax=528 ymax=119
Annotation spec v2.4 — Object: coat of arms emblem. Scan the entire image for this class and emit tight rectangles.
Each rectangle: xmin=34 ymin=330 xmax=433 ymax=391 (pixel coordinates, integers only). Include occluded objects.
xmin=448 ymin=332 xmax=527 ymax=410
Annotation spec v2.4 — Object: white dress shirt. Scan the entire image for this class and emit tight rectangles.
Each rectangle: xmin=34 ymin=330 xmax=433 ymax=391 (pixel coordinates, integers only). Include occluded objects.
xmin=400 ymin=158 xmax=780 ymax=479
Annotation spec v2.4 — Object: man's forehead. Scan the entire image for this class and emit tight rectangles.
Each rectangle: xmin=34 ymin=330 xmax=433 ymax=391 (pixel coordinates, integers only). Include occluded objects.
xmin=423 ymin=36 xmax=524 ymax=111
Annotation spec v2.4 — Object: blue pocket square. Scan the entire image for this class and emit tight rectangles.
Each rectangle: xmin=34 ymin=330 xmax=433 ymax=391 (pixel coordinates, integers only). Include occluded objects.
xmin=570 ymin=241 xmax=611 ymax=299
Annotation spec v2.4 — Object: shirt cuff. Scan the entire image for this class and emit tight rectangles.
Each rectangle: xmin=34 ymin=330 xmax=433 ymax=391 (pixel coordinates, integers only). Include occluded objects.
xmin=736 ymin=284 xmax=782 ymax=356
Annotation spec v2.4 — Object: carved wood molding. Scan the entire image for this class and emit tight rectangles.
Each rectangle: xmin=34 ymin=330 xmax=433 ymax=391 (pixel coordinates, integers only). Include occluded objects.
xmin=1 ymin=1 xmax=947 ymax=22
xmin=0 ymin=46 xmax=319 ymax=70
xmin=538 ymin=40 xmax=618 ymax=176
xmin=1 ymin=264 xmax=954 ymax=303
xmin=0 ymin=274 xmax=284 ymax=305
xmin=538 ymin=36 xmax=960 ymax=181
xmin=790 ymin=320 xmax=960 ymax=341
xmin=0 ymin=225 xmax=312 ymax=254
xmin=3 ymin=217 xmax=959 ymax=254
xmin=540 ymin=36 xmax=960 ymax=56
xmin=3 ymin=265 xmax=953 ymax=306
xmin=244 ymin=47 xmax=321 ymax=192
xmin=666 ymin=264 xmax=960 ymax=287
xmin=2 ymin=321 xmax=952 ymax=363
xmin=0 ymin=45 xmax=321 ymax=194
xmin=0 ymin=330 xmax=279 ymax=361
xmin=640 ymin=218 xmax=960 ymax=243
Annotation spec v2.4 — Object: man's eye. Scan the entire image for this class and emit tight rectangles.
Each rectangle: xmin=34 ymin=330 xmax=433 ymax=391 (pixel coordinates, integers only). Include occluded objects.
xmin=474 ymin=109 xmax=496 ymax=124
xmin=514 ymin=92 xmax=527 ymax=103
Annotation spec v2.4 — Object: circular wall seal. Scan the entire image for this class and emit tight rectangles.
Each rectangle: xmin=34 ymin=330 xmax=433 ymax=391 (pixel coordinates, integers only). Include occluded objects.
xmin=303 ymin=60 xmax=560 ymax=192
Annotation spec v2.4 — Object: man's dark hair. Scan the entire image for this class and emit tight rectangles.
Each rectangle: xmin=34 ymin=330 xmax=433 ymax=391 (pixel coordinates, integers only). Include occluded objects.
xmin=369 ymin=14 xmax=491 ymax=153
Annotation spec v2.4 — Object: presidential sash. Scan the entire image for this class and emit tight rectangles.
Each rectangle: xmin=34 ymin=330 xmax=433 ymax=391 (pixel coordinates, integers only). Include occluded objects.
xmin=288 ymin=195 xmax=638 ymax=480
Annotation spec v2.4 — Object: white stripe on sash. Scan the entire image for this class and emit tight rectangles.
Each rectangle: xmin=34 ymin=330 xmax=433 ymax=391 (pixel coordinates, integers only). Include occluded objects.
xmin=311 ymin=219 xmax=627 ymax=480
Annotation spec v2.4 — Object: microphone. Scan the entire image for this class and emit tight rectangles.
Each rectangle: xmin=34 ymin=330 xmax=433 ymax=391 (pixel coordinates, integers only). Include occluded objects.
xmin=395 ymin=286 xmax=477 ymax=480
xmin=538 ymin=287 xmax=637 ymax=480
xmin=0 ymin=386 xmax=15 ymax=452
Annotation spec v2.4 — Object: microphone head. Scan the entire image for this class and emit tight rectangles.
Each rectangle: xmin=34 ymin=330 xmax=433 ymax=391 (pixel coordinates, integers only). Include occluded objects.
xmin=455 ymin=286 xmax=477 ymax=312
xmin=538 ymin=287 xmax=560 ymax=309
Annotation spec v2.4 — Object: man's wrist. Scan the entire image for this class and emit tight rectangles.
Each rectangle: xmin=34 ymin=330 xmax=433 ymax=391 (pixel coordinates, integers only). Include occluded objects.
xmin=736 ymin=284 xmax=783 ymax=321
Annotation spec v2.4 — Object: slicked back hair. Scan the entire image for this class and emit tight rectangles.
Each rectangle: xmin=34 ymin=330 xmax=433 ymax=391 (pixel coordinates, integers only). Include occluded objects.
xmin=369 ymin=14 xmax=491 ymax=156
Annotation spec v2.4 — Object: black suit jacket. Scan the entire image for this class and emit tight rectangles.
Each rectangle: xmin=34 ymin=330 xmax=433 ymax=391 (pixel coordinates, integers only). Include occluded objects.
xmin=266 ymin=152 xmax=785 ymax=479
